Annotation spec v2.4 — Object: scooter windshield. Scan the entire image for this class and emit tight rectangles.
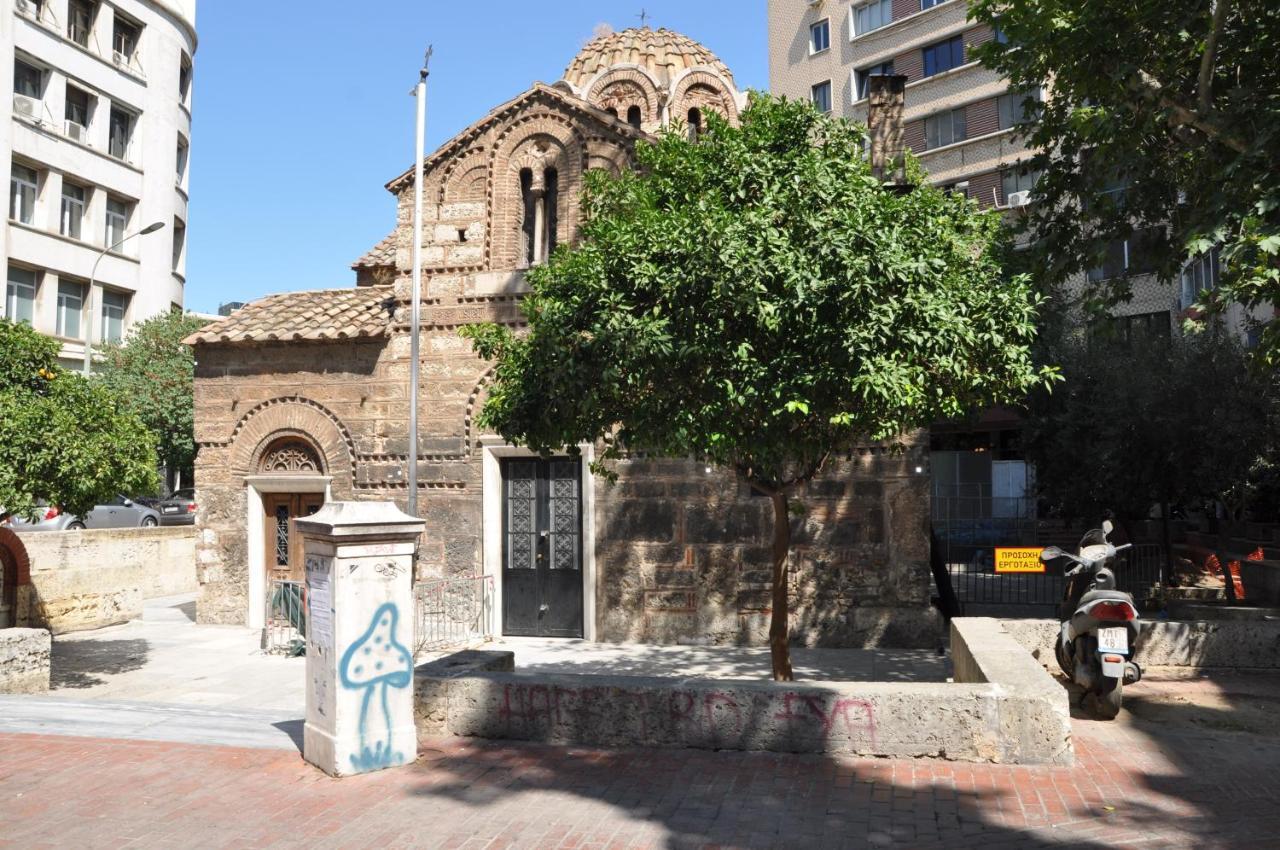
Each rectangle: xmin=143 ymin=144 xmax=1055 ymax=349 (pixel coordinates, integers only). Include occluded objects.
xmin=1078 ymin=528 xmax=1108 ymax=548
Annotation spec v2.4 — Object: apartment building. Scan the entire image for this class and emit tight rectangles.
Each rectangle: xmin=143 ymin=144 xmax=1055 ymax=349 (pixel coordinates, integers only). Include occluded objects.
xmin=4 ymin=0 xmax=196 ymax=369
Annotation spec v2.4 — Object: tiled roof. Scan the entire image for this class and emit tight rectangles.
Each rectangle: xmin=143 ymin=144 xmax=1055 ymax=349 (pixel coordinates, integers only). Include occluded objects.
xmin=183 ymin=287 xmax=395 ymax=345
xmin=562 ymin=27 xmax=734 ymax=89
xmin=352 ymin=231 xmax=397 ymax=270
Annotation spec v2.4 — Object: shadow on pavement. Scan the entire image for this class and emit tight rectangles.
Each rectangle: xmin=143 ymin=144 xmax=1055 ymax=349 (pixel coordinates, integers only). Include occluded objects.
xmin=272 ymin=718 xmax=305 ymax=754
xmin=51 ymin=638 xmax=148 ymax=689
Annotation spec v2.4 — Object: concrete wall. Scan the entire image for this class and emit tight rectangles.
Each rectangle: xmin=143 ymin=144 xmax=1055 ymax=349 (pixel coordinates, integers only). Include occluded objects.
xmin=415 ymin=619 xmax=1072 ymax=765
xmin=1002 ymin=618 xmax=1280 ymax=669
xmin=0 ymin=628 xmax=51 ymax=694
xmin=14 ymin=527 xmax=196 ymax=634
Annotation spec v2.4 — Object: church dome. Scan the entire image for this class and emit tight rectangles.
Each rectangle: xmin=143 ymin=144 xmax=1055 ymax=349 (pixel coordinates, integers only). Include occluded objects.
xmin=562 ymin=27 xmax=736 ymax=91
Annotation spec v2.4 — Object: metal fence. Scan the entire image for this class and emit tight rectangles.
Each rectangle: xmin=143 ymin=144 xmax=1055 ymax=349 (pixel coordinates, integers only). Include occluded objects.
xmin=413 ymin=574 xmax=495 ymax=659
xmin=941 ymin=542 xmax=1166 ymax=615
xmin=265 ymin=579 xmax=307 ymax=656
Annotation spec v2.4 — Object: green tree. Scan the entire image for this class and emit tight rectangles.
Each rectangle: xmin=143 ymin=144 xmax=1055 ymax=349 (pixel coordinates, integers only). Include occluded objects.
xmin=1025 ymin=326 xmax=1277 ymax=531
xmin=0 ymin=319 xmax=158 ymax=521
xmin=462 ymin=96 xmax=1054 ymax=680
xmin=95 ymin=310 xmax=207 ymax=490
xmin=970 ymin=0 xmax=1280 ymax=363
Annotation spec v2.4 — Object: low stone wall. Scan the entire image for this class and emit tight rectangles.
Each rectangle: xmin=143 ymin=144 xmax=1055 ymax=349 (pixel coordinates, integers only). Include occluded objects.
xmin=0 ymin=628 xmax=51 ymax=693
xmin=13 ymin=528 xmax=197 ymax=634
xmin=415 ymin=619 xmax=1072 ymax=765
xmin=1001 ymin=618 xmax=1280 ymax=669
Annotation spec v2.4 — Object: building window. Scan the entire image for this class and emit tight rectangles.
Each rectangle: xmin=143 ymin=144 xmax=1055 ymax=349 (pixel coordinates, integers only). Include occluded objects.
xmin=101 ymin=289 xmax=128 ymax=343
xmin=10 ymin=163 xmax=38 ymax=224
xmin=171 ymin=220 xmax=186 ymax=270
xmin=14 ymin=59 xmax=44 ymax=99
xmin=924 ymin=108 xmax=967 ymax=149
xmin=922 ymin=34 xmax=965 ymax=77
xmin=921 ymin=0 xmax=947 ymax=9
xmin=853 ymin=0 xmax=892 ymax=37
xmin=519 ymin=168 xmax=558 ymax=268
xmin=1000 ymin=166 xmax=1040 ymax=205
xmin=60 ymin=182 xmax=88 ymax=240
xmin=56 ymin=280 xmax=85 ymax=339
xmin=108 ymin=107 xmax=134 ymax=161
xmin=998 ymin=88 xmax=1043 ymax=130
xmin=5 ymin=267 xmax=38 ymax=325
xmin=811 ymin=80 xmax=832 ymax=114
xmin=64 ymin=84 xmax=92 ymax=141
xmin=179 ymin=52 xmax=192 ymax=104
xmin=1087 ymin=227 xmax=1162 ymax=282
xmin=16 ymin=0 xmax=46 ymax=21
xmin=176 ymin=136 xmax=189 ymax=181
xmin=855 ymin=61 xmax=894 ymax=100
xmin=626 ymin=105 xmax=642 ymax=129
xmin=68 ymin=0 xmax=96 ymax=49
xmin=112 ymin=14 xmax=141 ymax=68
xmin=810 ymin=19 xmax=831 ymax=54
xmin=1106 ymin=311 xmax=1172 ymax=345
xmin=687 ymin=107 xmax=702 ymax=141
xmin=1180 ymin=247 xmax=1221 ymax=308
xmin=105 ymin=197 xmax=130 ymax=248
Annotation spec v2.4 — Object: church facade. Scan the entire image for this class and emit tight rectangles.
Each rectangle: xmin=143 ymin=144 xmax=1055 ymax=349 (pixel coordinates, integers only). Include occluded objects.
xmin=186 ymin=28 xmax=938 ymax=647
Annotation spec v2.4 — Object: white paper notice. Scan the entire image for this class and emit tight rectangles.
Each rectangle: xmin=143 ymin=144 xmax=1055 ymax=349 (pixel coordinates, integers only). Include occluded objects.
xmin=308 ymin=573 xmax=333 ymax=651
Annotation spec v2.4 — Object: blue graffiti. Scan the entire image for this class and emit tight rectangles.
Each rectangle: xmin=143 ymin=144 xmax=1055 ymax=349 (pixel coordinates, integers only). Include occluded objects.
xmin=339 ymin=602 xmax=413 ymax=771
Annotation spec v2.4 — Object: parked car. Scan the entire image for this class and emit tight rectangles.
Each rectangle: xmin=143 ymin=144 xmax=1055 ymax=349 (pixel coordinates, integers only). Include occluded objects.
xmin=5 ymin=496 xmax=161 ymax=531
xmin=157 ymin=488 xmax=197 ymax=526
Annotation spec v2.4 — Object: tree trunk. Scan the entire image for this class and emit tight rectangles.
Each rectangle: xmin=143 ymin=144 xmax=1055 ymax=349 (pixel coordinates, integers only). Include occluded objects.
xmin=769 ymin=490 xmax=794 ymax=682
xmin=1160 ymin=500 xmax=1173 ymax=589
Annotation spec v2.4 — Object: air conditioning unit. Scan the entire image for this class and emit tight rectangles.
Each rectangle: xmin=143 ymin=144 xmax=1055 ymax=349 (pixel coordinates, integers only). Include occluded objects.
xmin=15 ymin=0 xmax=36 ymax=18
xmin=65 ymin=120 xmax=88 ymax=143
xmin=113 ymin=51 xmax=130 ymax=68
xmin=1006 ymin=190 xmax=1032 ymax=208
xmin=12 ymin=93 xmax=40 ymax=120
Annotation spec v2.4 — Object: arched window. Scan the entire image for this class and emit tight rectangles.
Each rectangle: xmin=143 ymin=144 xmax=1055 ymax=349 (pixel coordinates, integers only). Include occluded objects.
xmin=519 ymin=166 xmax=559 ymax=267
xmin=606 ymin=107 xmax=619 ymax=119
xmin=687 ymin=107 xmax=703 ymax=141
xmin=627 ymin=105 xmax=642 ymax=129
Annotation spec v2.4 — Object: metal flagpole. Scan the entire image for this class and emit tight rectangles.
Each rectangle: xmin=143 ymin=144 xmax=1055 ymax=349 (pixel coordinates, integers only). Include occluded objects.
xmin=408 ymin=47 xmax=431 ymax=518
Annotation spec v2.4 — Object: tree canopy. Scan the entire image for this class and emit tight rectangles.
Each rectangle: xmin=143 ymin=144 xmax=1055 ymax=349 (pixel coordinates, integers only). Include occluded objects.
xmin=463 ymin=95 xmax=1053 ymax=678
xmin=95 ymin=310 xmax=208 ymax=487
xmin=0 ymin=319 xmax=158 ymax=521
xmin=971 ymin=0 xmax=1280 ymax=363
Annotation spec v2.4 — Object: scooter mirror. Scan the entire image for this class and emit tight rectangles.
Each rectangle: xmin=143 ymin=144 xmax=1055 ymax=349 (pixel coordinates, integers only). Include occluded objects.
xmin=1039 ymin=546 xmax=1064 ymax=563
xmin=1102 ymin=519 xmax=1114 ymax=536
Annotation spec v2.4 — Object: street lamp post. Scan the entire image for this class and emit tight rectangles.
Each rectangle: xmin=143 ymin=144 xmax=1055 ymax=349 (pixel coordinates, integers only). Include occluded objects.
xmin=83 ymin=221 xmax=165 ymax=376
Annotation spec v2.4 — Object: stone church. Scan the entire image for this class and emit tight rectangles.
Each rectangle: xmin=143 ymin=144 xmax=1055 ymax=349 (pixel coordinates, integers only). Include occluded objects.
xmin=186 ymin=27 xmax=936 ymax=647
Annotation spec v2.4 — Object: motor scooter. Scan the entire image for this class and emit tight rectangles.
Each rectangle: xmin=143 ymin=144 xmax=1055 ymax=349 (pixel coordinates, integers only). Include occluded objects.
xmin=1040 ymin=520 xmax=1142 ymax=719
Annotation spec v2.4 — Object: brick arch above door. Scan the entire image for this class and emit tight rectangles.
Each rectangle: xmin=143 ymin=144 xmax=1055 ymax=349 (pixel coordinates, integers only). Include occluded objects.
xmin=225 ymin=397 xmax=356 ymax=498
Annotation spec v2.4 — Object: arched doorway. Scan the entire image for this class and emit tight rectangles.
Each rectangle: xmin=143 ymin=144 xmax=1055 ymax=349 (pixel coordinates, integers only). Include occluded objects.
xmin=255 ymin=437 xmax=326 ymax=585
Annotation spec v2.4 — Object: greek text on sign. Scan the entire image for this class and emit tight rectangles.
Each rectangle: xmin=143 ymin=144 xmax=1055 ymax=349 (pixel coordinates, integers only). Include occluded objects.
xmin=995 ymin=547 xmax=1045 ymax=573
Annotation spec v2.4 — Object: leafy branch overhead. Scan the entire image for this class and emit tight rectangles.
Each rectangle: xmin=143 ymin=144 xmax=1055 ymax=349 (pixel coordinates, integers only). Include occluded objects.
xmin=970 ymin=0 xmax=1280 ymax=363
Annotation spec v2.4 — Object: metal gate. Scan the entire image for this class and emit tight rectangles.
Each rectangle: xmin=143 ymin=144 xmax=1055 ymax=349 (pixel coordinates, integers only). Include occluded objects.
xmin=932 ymin=497 xmax=1166 ymax=615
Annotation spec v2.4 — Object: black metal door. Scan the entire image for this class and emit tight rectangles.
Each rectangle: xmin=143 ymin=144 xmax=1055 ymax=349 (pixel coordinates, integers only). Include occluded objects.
xmin=502 ymin=458 xmax=584 ymax=638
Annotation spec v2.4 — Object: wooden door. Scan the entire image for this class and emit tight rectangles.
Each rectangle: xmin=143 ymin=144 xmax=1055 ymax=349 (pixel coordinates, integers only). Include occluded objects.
xmin=501 ymin=458 xmax=583 ymax=638
xmin=264 ymin=493 xmax=324 ymax=583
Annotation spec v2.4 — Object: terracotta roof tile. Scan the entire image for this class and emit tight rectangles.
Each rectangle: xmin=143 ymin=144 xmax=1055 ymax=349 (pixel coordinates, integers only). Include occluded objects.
xmin=183 ymin=287 xmax=395 ymax=346
xmin=352 ymin=231 xmax=397 ymax=270
xmin=562 ymin=27 xmax=734 ymax=90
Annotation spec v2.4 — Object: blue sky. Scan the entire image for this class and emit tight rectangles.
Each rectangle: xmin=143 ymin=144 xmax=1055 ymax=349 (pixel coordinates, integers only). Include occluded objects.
xmin=184 ymin=1 xmax=767 ymax=314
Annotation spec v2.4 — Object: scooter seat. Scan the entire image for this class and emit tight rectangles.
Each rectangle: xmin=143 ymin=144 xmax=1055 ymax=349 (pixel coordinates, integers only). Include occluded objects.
xmin=1079 ymin=589 xmax=1133 ymax=606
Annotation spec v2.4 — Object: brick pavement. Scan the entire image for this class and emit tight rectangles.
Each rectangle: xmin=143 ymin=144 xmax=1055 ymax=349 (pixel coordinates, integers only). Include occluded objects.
xmin=2 ymin=707 xmax=1279 ymax=850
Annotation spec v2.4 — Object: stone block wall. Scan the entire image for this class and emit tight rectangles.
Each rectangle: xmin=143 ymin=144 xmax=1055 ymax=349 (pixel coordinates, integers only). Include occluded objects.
xmin=0 ymin=628 xmax=51 ymax=694
xmin=12 ymin=527 xmax=195 ymax=634
xmin=595 ymin=446 xmax=938 ymax=648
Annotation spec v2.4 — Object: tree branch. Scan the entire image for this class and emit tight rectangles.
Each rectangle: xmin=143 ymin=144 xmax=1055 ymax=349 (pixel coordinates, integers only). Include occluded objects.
xmin=1197 ymin=0 xmax=1230 ymax=117
xmin=1126 ymin=69 xmax=1251 ymax=156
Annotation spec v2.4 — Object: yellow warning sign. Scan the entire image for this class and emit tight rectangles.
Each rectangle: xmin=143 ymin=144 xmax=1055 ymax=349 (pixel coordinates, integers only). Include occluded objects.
xmin=995 ymin=547 xmax=1046 ymax=573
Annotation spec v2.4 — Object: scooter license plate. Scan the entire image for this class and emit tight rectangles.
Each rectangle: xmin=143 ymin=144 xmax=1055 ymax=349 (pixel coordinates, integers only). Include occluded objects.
xmin=1098 ymin=627 xmax=1128 ymax=653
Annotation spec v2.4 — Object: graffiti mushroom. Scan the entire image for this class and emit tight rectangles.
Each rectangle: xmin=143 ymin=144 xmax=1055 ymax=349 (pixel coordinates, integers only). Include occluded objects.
xmin=339 ymin=602 xmax=413 ymax=771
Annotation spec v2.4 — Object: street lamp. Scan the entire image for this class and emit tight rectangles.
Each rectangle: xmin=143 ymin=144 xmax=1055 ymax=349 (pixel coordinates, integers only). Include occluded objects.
xmin=83 ymin=221 xmax=166 ymax=376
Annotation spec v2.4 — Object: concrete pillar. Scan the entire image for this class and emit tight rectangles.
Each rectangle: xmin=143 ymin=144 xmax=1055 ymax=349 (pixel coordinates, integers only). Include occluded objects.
xmin=296 ymin=501 xmax=424 ymax=777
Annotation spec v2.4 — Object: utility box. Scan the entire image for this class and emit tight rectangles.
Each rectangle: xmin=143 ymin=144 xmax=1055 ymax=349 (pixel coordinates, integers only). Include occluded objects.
xmin=296 ymin=501 xmax=424 ymax=777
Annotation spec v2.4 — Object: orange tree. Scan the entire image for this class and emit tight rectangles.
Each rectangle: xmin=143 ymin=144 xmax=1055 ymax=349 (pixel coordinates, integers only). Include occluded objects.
xmin=462 ymin=95 xmax=1054 ymax=680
